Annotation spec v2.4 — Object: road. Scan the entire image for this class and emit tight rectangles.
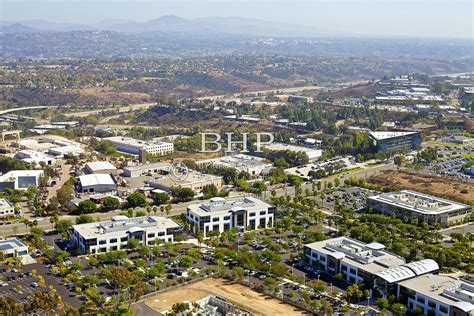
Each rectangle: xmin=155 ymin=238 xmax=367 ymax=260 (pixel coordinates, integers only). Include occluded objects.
xmin=0 ymin=162 xmax=394 ymax=236
xmin=63 ymin=102 xmax=157 ymax=118
xmin=0 ymin=106 xmax=52 ymax=115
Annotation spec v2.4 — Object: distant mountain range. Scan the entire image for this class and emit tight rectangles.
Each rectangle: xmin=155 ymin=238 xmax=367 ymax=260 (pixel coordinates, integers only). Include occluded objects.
xmin=0 ymin=15 xmax=331 ymax=37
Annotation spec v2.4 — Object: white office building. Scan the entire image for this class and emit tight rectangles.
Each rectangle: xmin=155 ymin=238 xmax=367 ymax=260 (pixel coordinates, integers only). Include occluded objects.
xmin=77 ymin=174 xmax=117 ymax=193
xmin=0 ymin=238 xmax=29 ymax=258
xmin=0 ymin=198 xmax=15 ymax=219
xmin=71 ymin=215 xmax=181 ymax=254
xmin=368 ymin=190 xmax=472 ymax=227
xmin=397 ymin=274 xmax=474 ymax=316
xmin=187 ymin=197 xmax=275 ymax=237
xmin=85 ymin=161 xmax=118 ymax=175
xmin=196 ymin=154 xmax=273 ymax=176
xmin=0 ymin=170 xmax=44 ymax=190
xmin=104 ymin=136 xmax=174 ymax=156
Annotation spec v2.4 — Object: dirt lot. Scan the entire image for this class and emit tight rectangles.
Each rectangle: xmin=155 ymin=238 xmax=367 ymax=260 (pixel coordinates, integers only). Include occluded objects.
xmin=144 ymin=278 xmax=308 ymax=316
xmin=370 ymin=170 xmax=474 ymax=204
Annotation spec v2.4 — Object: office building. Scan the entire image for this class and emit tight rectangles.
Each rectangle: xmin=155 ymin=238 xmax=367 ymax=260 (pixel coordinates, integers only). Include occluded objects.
xmin=262 ymin=143 xmax=322 ymax=161
xmin=0 ymin=198 xmax=15 ymax=219
xmin=85 ymin=161 xmax=118 ymax=175
xmin=196 ymin=154 xmax=272 ymax=176
xmin=304 ymin=237 xmax=406 ymax=285
xmin=104 ymin=136 xmax=174 ymax=156
xmin=0 ymin=170 xmax=44 ymax=190
xmin=369 ymin=131 xmax=421 ymax=152
xmin=71 ymin=215 xmax=181 ymax=254
xmin=397 ymin=274 xmax=474 ymax=316
xmin=149 ymin=170 xmax=223 ymax=194
xmin=187 ymin=197 xmax=275 ymax=237
xmin=77 ymin=174 xmax=117 ymax=193
xmin=0 ymin=238 xmax=29 ymax=258
xmin=368 ymin=190 xmax=471 ymax=227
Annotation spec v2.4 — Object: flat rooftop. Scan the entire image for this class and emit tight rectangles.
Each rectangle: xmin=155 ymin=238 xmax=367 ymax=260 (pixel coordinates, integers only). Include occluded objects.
xmin=78 ymin=174 xmax=116 ymax=187
xmin=369 ymin=131 xmax=419 ymax=140
xmin=368 ymin=190 xmax=470 ymax=215
xmin=188 ymin=196 xmax=272 ymax=217
xmin=0 ymin=238 xmax=28 ymax=251
xmin=263 ymin=143 xmax=322 ymax=160
xmin=398 ymin=274 xmax=474 ymax=312
xmin=305 ymin=237 xmax=406 ymax=274
xmin=72 ymin=215 xmax=180 ymax=239
xmin=0 ymin=170 xmax=44 ymax=181
xmin=86 ymin=161 xmax=117 ymax=171
xmin=0 ymin=198 xmax=14 ymax=210
xmin=104 ymin=136 xmax=171 ymax=147
xmin=151 ymin=170 xmax=222 ymax=188
xmin=197 ymin=154 xmax=272 ymax=169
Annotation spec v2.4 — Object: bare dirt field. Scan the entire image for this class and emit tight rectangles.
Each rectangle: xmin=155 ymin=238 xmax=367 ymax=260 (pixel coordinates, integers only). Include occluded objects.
xmin=144 ymin=278 xmax=308 ymax=316
xmin=370 ymin=170 xmax=474 ymax=203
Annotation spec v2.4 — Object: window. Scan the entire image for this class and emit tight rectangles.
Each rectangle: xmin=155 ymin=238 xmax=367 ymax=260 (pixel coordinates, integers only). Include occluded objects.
xmin=99 ymin=240 xmax=106 ymax=245
xmin=349 ymin=268 xmax=356 ymax=275
xmin=249 ymin=212 xmax=255 ymax=217
xmin=223 ymin=216 xmax=230 ymax=221
xmin=341 ymin=265 xmax=347 ymax=271
xmin=428 ymin=301 xmax=436 ymax=309
xmin=148 ymin=233 xmax=155 ymax=238
xmin=212 ymin=217 xmax=219 ymax=222
xmin=320 ymin=256 xmax=326 ymax=262
xmin=223 ymin=223 xmax=230 ymax=230
xmin=111 ymin=246 xmax=117 ymax=251
xmin=100 ymin=247 xmax=107 ymax=252
xmin=416 ymin=296 xmax=425 ymax=304
xmin=439 ymin=306 xmax=448 ymax=314
xmin=110 ymin=238 xmax=117 ymax=243
xmin=259 ymin=211 xmax=266 ymax=215
xmin=120 ymin=237 xmax=128 ymax=242
xmin=158 ymin=232 xmax=165 ymax=236
xmin=213 ymin=224 xmax=219 ymax=231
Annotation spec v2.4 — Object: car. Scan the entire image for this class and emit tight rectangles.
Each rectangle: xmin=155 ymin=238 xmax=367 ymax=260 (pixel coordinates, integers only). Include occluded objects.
xmin=30 ymin=282 xmax=39 ymax=288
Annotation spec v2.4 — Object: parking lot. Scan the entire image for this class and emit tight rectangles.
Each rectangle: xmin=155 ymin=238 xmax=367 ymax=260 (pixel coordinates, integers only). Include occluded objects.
xmin=425 ymin=156 xmax=473 ymax=181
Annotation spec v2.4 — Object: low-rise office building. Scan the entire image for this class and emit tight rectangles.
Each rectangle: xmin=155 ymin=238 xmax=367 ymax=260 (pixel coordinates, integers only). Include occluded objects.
xmin=123 ymin=162 xmax=170 ymax=177
xmin=149 ymin=170 xmax=223 ymax=194
xmin=368 ymin=190 xmax=471 ymax=227
xmin=85 ymin=161 xmax=118 ymax=175
xmin=196 ymin=154 xmax=272 ymax=176
xmin=263 ymin=142 xmax=322 ymax=161
xmin=0 ymin=238 xmax=29 ymax=258
xmin=0 ymin=198 xmax=15 ymax=219
xmin=104 ymin=136 xmax=174 ymax=156
xmin=71 ymin=215 xmax=181 ymax=254
xmin=369 ymin=131 xmax=421 ymax=152
xmin=304 ymin=237 xmax=406 ymax=285
xmin=187 ymin=197 xmax=275 ymax=237
xmin=77 ymin=174 xmax=117 ymax=193
xmin=397 ymin=274 xmax=474 ymax=316
xmin=0 ymin=170 xmax=44 ymax=190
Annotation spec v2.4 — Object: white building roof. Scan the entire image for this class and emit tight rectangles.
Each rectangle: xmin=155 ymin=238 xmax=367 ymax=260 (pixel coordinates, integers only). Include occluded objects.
xmin=188 ymin=196 xmax=273 ymax=217
xmin=0 ymin=238 xmax=28 ymax=252
xmin=72 ymin=215 xmax=180 ymax=239
xmin=0 ymin=198 xmax=14 ymax=210
xmin=263 ymin=143 xmax=322 ymax=160
xmin=374 ymin=259 xmax=439 ymax=284
xmin=368 ymin=190 xmax=471 ymax=215
xmin=86 ymin=161 xmax=117 ymax=172
xmin=78 ymin=174 xmax=116 ymax=187
xmin=0 ymin=170 xmax=44 ymax=182
xmin=369 ymin=131 xmax=418 ymax=140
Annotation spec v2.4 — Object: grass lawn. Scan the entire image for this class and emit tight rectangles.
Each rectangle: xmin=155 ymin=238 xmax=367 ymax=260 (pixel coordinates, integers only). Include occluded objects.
xmin=463 ymin=153 xmax=474 ymax=159
xmin=426 ymin=141 xmax=464 ymax=147
xmin=324 ymin=167 xmax=364 ymax=179
xmin=367 ymin=162 xmax=385 ymax=168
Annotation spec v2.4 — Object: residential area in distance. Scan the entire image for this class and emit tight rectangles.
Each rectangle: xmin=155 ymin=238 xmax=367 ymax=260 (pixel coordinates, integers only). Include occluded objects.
xmin=0 ymin=1 xmax=473 ymax=316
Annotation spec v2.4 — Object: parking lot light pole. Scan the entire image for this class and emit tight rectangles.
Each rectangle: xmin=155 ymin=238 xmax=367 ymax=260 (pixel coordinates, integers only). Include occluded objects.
xmin=330 ymin=283 xmax=333 ymax=293
xmin=317 ymin=274 xmax=320 ymax=281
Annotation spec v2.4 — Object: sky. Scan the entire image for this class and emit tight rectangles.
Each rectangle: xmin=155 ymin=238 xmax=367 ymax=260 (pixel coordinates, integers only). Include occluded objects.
xmin=1 ymin=0 xmax=473 ymax=38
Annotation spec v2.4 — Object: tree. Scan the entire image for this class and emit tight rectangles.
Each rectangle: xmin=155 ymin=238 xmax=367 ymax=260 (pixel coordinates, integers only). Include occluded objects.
xmin=394 ymin=155 xmax=406 ymax=169
xmin=77 ymin=200 xmax=98 ymax=214
xmin=202 ymin=184 xmax=219 ymax=199
xmin=391 ymin=303 xmax=407 ymax=315
xmin=55 ymin=220 xmax=73 ymax=239
xmin=102 ymin=197 xmax=121 ymax=212
xmin=152 ymin=192 xmax=169 ymax=206
xmin=127 ymin=237 xmax=140 ymax=250
xmin=170 ymin=187 xmax=195 ymax=202
xmin=231 ymin=266 xmax=245 ymax=281
xmin=127 ymin=192 xmax=146 ymax=208
xmin=376 ymin=297 xmax=389 ymax=310
xmin=76 ymin=214 xmax=95 ymax=224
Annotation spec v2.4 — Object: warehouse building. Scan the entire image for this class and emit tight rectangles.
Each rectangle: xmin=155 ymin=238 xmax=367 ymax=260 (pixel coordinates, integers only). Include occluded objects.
xmin=104 ymin=136 xmax=174 ymax=156
xmin=77 ymin=174 xmax=117 ymax=193
xmin=0 ymin=170 xmax=44 ymax=190
xmin=14 ymin=149 xmax=56 ymax=166
xmin=187 ymin=197 xmax=275 ymax=237
xmin=369 ymin=131 xmax=421 ymax=152
xmin=368 ymin=190 xmax=471 ymax=227
xmin=71 ymin=215 xmax=181 ymax=254
xmin=85 ymin=161 xmax=118 ymax=175
xmin=262 ymin=142 xmax=322 ymax=161
xmin=149 ymin=170 xmax=223 ymax=194
xmin=123 ymin=162 xmax=170 ymax=177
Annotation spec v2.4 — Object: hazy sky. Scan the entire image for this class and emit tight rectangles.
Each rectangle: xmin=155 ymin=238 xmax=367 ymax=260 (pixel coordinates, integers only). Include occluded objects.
xmin=1 ymin=0 xmax=472 ymax=38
